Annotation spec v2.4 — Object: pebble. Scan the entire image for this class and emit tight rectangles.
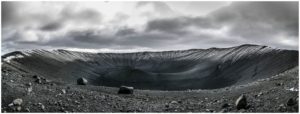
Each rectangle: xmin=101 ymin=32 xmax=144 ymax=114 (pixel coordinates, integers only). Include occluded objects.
xmin=170 ymin=101 xmax=178 ymax=104
xmin=13 ymin=98 xmax=23 ymax=106
xmin=278 ymin=104 xmax=286 ymax=112
xmin=27 ymin=87 xmax=33 ymax=93
xmin=35 ymin=79 xmax=42 ymax=84
xmin=33 ymin=75 xmax=39 ymax=79
xmin=222 ymin=103 xmax=230 ymax=108
xmin=218 ymin=109 xmax=226 ymax=113
xmin=25 ymin=108 xmax=30 ymax=112
xmin=275 ymin=82 xmax=283 ymax=86
xmin=16 ymin=106 xmax=22 ymax=111
xmin=8 ymin=103 xmax=14 ymax=107
xmin=205 ymin=109 xmax=214 ymax=112
xmin=37 ymin=103 xmax=45 ymax=111
xmin=61 ymin=89 xmax=66 ymax=94
xmin=26 ymin=83 xmax=32 ymax=86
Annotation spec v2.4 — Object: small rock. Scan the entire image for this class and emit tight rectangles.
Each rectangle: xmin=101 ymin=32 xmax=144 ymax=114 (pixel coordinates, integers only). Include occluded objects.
xmin=45 ymin=79 xmax=51 ymax=83
xmin=25 ymin=108 xmax=30 ymax=112
xmin=275 ymin=82 xmax=283 ymax=86
xmin=13 ymin=98 xmax=23 ymax=106
xmin=26 ymin=83 xmax=32 ymax=86
xmin=33 ymin=75 xmax=39 ymax=79
xmin=27 ymin=87 xmax=33 ymax=93
xmin=16 ymin=106 xmax=21 ymax=111
xmin=165 ymin=104 xmax=169 ymax=108
xmin=118 ymin=86 xmax=134 ymax=94
xmin=257 ymin=92 xmax=263 ymax=97
xmin=222 ymin=103 xmax=230 ymax=108
xmin=74 ymin=100 xmax=80 ymax=105
xmin=61 ymin=89 xmax=66 ymax=94
xmin=214 ymin=99 xmax=218 ymax=102
xmin=238 ymin=109 xmax=246 ymax=112
xmin=178 ymin=100 xmax=182 ymax=104
xmin=218 ymin=109 xmax=226 ymax=113
xmin=35 ymin=79 xmax=42 ymax=84
xmin=77 ymin=77 xmax=88 ymax=85
xmin=80 ymin=95 xmax=85 ymax=99
xmin=205 ymin=109 xmax=214 ymax=112
xmin=170 ymin=101 xmax=178 ymax=104
xmin=8 ymin=103 xmax=14 ymax=107
xmin=287 ymin=98 xmax=297 ymax=106
xmin=40 ymin=104 xmax=45 ymax=111
xmin=235 ymin=94 xmax=247 ymax=110
xmin=278 ymin=104 xmax=286 ymax=112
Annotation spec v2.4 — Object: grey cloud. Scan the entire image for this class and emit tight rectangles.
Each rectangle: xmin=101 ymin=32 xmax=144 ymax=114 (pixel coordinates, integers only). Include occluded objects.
xmin=209 ymin=2 xmax=298 ymax=39
xmin=2 ymin=2 xmax=102 ymax=30
xmin=60 ymin=8 xmax=102 ymax=23
xmin=145 ymin=2 xmax=298 ymax=49
xmin=136 ymin=1 xmax=176 ymax=17
xmin=2 ymin=2 xmax=298 ymax=54
xmin=67 ymin=29 xmax=114 ymax=45
xmin=116 ymin=31 xmax=178 ymax=48
xmin=146 ymin=18 xmax=188 ymax=34
xmin=2 ymin=2 xmax=21 ymax=27
xmin=116 ymin=27 xmax=136 ymax=36
xmin=136 ymin=1 xmax=173 ymax=13
xmin=39 ymin=22 xmax=62 ymax=31
xmin=146 ymin=17 xmax=218 ymax=35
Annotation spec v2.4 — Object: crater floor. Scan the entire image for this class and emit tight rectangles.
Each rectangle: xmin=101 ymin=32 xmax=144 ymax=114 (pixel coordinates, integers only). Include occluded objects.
xmin=1 ymin=64 xmax=299 ymax=112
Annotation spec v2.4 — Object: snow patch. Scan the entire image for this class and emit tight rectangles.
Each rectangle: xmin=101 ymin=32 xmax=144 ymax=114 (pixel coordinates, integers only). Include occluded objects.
xmin=3 ymin=54 xmax=24 ymax=63
xmin=286 ymin=87 xmax=298 ymax=92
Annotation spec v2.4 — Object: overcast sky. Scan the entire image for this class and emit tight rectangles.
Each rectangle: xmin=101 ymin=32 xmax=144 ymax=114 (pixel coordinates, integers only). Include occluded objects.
xmin=1 ymin=1 xmax=298 ymax=54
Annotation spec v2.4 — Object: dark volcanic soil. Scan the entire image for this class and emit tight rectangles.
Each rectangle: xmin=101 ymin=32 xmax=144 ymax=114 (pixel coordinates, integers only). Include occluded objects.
xmin=1 ymin=45 xmax=299 ymax=112
xmin=1 ymin=64 xmax=299 ymax=112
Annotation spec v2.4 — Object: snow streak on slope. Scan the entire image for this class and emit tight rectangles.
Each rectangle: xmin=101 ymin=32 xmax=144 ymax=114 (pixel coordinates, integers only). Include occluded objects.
xmin=2 ymin=44 xmax=298 ymax=90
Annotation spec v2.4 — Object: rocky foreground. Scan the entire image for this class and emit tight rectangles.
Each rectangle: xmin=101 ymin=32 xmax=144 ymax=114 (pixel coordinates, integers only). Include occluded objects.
xmin=1 ymin=63 xmax=298 ymax=112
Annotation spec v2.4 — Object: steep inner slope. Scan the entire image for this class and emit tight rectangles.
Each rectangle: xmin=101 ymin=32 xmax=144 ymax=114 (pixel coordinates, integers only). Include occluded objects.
xmin=2 ymin=44 xmax=298 ymax=90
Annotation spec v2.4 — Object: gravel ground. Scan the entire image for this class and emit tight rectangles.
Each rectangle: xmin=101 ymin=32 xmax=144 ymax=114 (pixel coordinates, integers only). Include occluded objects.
xmin=1 ymin=63 xmax=299 ymax=112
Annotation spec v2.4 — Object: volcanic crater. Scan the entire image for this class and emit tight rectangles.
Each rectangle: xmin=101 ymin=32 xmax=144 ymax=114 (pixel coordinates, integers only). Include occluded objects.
xmin=2 ymin=44 xmax=298 ymax=90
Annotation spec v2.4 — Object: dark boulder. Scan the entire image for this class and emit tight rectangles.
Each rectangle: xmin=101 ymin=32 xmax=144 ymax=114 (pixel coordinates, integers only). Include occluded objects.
xmin=287 ymin=98 xmax=297 ymax=106
xmin=235 ymin=94 xmax=247 ymax=110
xmin=118 ymin=86 xmax=134 ymax=94
xmin=77 ymin=78 xmax=88 ymax=85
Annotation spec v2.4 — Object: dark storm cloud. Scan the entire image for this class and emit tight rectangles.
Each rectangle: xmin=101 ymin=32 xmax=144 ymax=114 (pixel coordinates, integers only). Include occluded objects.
xmin=116 ymin=27 xmax=136 ymax=36
xmin=209 ymin=2 xmax=298 ymax=39
xmin=39 ymin=22 xmax=62 ymax=31
xmin=5 ymin=30 xmax=115 ymax=50
xmin=1 ymin=2 xmax=20 ymax=27
xmin=116 ymin=31 xmax=178 ymax=48
xmin=67 ymin=29 xmax=114 ymax=44
xmin=146 ymin=16 xmax=218 ymax=35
